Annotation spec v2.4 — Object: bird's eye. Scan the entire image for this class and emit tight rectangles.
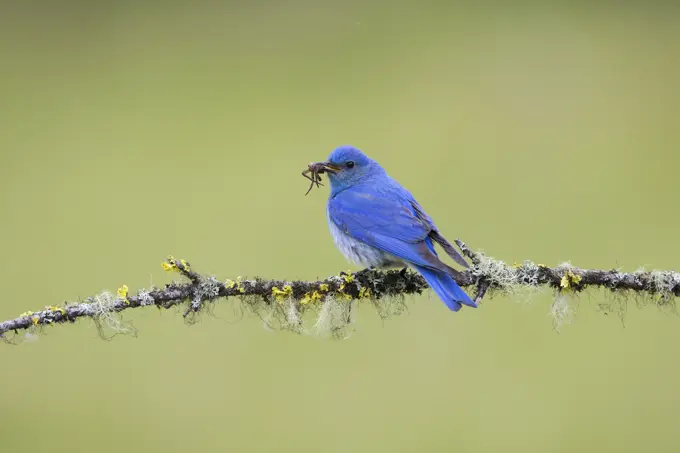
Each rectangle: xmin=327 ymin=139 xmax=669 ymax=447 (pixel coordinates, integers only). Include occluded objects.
xmin=346 ymin=161 xmax=355 ymax=169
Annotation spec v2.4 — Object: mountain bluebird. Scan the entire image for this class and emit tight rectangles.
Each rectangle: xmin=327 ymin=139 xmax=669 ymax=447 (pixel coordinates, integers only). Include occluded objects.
xmin=309 ymin=146 xmax=477 ymax=312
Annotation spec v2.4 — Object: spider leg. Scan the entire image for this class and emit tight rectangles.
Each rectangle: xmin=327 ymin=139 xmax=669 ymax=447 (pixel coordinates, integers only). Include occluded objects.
xmin=314 ymin=172 xmax=324 ymax=188
xmin=305 ymin=179 xmax=315 ymax=195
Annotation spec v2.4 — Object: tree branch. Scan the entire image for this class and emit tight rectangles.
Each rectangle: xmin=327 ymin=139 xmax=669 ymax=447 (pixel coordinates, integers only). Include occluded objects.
xmin=1 ymin=242 xmax=678 ymax=342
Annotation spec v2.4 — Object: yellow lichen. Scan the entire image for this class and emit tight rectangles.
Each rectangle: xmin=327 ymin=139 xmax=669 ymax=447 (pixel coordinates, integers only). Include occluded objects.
xmin=342 ymin=271 xmax=355 ymax=283
xmin=272 ymin=285 xmax=293 ymax=303
xmin=301 ymin=291 xmax=323 ymax=305
xmin=32 ymin=316 xmax=39 ymax=326
xmin=19 ymin=311 xmax=34 ymax=318
xmin=235 ymin=276 xmax=245 ymax=293
xmin=225 ymin=277 xmax=245 ymax=293
xmin=162 ymin=255 xmax=178 ymax=272
xmin=47 ymin=305 xmax=67 ymax=315
xmin=162 ymin=256 xmax=190 ymax=273
xmin=560 ymin=274 xmax=569 ymax=289
xmin=337 ymin=284 xmax=353 ymax=300
xmin=359 ymin=287 xmax=372 ymax=299
xmin=319 ymin=283 xmax=329 ymax=292
xmin=560 ymin=270 xmax=582 ymax=291
xmin=117 ymin=285 xmax=130 ymax=304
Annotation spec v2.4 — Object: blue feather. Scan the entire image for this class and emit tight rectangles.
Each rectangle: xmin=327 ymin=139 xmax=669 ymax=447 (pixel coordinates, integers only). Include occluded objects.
xmin=415 ymin=265 xmax=477 ymax=311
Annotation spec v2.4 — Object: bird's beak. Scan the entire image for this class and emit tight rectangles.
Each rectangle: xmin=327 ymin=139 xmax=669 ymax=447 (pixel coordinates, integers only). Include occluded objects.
xmin=310 ymin=161 xmax=342 ymax=174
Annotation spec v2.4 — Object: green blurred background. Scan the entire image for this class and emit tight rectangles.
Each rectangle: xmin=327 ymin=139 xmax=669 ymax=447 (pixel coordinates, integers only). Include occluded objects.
xmin=1 ymin=1 xmax=679 ymax=452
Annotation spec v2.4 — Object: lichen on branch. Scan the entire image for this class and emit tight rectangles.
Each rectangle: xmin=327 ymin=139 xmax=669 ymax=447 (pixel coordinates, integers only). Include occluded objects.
xmin=1 ymin=242 xmax=678 ymax=343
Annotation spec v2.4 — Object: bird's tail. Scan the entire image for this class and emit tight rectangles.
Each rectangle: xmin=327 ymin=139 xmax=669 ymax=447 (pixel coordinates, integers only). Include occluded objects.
xmin=415 ymin=265 xmax=478 ymax=312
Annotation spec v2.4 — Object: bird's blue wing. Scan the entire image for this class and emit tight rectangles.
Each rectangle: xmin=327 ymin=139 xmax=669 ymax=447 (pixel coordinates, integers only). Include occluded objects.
xmin=328 ymin=186 xmax=429 ymax=242
xmin=328 ymin=185 xmax=462 ymax=274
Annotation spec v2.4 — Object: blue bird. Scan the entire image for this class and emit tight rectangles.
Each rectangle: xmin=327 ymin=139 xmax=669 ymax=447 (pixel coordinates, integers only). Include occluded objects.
xmin=310 ymin=145 xmax=477 ymax=312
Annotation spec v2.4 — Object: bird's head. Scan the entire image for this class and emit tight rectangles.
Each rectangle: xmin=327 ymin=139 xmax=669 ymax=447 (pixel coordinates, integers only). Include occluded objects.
xmin=308 ymin=146 xmax=385 ymax=195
